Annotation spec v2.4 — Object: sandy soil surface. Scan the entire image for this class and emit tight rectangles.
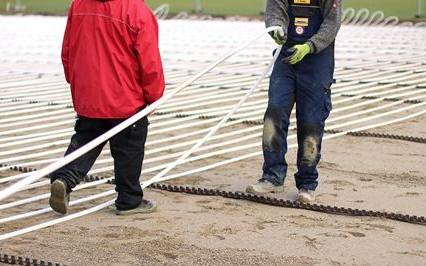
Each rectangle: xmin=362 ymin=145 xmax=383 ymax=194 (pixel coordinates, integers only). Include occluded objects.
xmin=0 ymin=115 xmax=425 ymax=266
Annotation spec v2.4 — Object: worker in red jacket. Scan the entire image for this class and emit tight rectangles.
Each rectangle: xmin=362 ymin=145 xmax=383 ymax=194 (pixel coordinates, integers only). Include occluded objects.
xmin=49 ymin=0 xmax=165 ymax=216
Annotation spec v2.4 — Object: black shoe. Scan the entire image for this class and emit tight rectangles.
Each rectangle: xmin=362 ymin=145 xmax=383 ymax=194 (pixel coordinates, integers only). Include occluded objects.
xmin=49 ymin=179 xmax=70 ymax=215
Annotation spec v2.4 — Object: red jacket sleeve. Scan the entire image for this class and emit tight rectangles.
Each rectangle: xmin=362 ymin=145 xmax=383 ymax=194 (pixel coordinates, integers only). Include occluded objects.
xmin=134 ymin=6 xmax=165 ymax=104
xmin=61 ymin=2 xmax=73 ymax=84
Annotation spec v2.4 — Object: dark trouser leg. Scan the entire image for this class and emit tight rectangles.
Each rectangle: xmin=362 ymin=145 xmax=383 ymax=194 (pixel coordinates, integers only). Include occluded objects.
xmin=110 ymin=117 xmax=148 ymax=211
xmin=294 ymin=46 xmax=334 ymax=191
xmin=262 ymin=105 xmax=295 ymax=185
xmin=51 ymin=117 xmax=107 ymax=193
xmin=262 ymin=51 xmax=296 ymax=186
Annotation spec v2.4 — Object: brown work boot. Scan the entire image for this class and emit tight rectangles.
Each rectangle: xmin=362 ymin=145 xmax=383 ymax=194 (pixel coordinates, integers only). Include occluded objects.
xmin=49 ymin=179 xmax=70 ymax=215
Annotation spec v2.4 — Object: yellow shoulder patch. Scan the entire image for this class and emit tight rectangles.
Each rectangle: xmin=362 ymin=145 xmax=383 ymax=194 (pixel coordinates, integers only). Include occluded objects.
xmin=294 ymin=17 xmax=309 ymax=27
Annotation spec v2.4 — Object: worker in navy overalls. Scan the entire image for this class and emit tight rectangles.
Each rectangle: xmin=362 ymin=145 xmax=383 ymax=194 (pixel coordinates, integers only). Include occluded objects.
xmin=247 ymin=0 xmax=342 ymax=202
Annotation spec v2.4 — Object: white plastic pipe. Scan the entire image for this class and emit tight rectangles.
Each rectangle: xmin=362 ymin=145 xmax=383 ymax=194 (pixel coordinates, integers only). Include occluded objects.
xmin=2 ymin=91 xmax=425 ymax=220
xmin=142 ymin=45 xmax=281 ymax=187
xmin=1 ymin=107 xmax=424 ymax=241
xmin=1 ymin=83 xmax=423 ymax=182
xmin=0 ymin=26 xmax=283 ymax=202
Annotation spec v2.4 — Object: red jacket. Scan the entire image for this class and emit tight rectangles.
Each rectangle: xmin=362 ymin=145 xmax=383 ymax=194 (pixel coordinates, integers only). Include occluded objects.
xmin=62 ymin=0 xmax=165 ymax=118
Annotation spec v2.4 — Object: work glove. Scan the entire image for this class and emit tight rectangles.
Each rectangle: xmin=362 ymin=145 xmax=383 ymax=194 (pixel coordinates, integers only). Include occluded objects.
xmin=269 ymin=27 xmax=285 ymax=45
xmin=284 ymin=43 xmax=312 ymax=65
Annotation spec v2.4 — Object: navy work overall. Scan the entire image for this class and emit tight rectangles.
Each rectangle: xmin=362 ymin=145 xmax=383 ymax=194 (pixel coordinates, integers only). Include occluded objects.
xmin=262 ymin=0 xmax=334 ymax=191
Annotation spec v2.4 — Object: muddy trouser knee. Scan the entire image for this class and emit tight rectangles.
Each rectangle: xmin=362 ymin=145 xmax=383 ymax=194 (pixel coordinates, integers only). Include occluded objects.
xmin=294 ymin=45 xmax=334 ymax=191
xmin=262 ymin=51 xmax=296 ymax=186
xmin=262 ymin=45 xmax=334 ymax=189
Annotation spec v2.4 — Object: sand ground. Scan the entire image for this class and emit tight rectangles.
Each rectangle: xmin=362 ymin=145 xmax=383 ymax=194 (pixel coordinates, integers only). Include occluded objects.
xmin=0 ymin=116 xmax=425 ymax=266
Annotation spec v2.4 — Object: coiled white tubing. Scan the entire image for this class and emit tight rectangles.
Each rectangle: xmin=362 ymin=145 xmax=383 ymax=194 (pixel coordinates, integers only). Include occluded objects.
xmin=160 ymin=5 xmax=409 ymax=27
xmin=154 ymin=4 xmax=170 ymax=20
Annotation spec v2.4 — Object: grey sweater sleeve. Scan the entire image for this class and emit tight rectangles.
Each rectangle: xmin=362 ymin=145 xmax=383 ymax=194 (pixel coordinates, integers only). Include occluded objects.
xmin=308 ymin=0 xmax=342 ymax=53
xmin=265 ymin=0 xmax=289 ymax=36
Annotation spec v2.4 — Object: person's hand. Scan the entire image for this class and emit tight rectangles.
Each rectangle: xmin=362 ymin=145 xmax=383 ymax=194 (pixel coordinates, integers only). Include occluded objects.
xmin=283 ymin=43 xmax=311 ymax=64
xmin=269 ymin=27 xmax=285 ymax=45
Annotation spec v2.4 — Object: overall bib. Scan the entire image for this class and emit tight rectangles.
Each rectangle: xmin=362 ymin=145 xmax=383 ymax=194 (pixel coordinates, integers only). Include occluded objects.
xmin=262 ymin=0 xmax=334 ymax=191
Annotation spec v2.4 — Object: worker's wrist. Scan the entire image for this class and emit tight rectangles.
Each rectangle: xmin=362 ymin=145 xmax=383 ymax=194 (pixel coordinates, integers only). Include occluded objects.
xmin=306 ymin=41 xmax=315 ymax=54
